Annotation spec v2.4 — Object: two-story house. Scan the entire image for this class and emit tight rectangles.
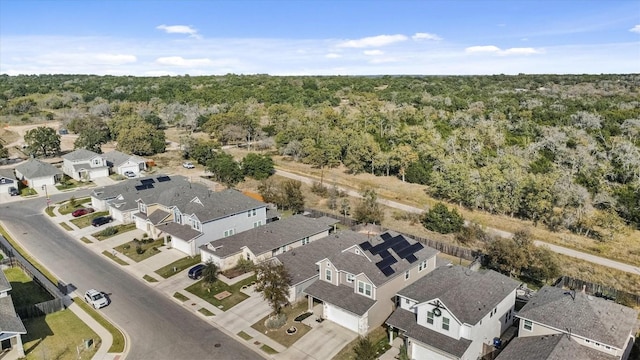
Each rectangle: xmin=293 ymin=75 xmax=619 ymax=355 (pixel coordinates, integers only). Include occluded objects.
xmin=200 ymin=214 xmax=338 ymax=271
xmin=103 ymin=150 xmax=146 ymax=176
xmin=0 ymin=271 xmax=26 ymax=358
xmin=61 ymin=149 xmax=109 ymax=181
xmin=512 ymin=286 xmax=638 ymax=360
xmin=303 ymin=231 xmax=439 ymax=335
xmin=386 ymin=265 xmax=520 ymax=360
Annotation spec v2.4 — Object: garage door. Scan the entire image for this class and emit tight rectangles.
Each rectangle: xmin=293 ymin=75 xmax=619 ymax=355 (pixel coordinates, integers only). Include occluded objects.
xmin=412 ymin=341 xmax=455 ymax=360
xmin=325 ymin=304 xmax=359 ymax=333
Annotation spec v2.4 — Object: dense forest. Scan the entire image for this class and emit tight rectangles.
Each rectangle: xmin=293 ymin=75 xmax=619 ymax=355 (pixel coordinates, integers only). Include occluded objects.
xmin=1 ymin=74 xmax=639 ymax=240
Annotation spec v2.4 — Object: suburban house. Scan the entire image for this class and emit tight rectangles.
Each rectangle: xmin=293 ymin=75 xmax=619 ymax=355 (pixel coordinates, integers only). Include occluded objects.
xmin=103 ymin=150 xmax=146 ymax=176
xmin=302 ymin=230 xmax=439 ymax=335
xmin=0 ymin=271 xmax=27 ymax=358
xmin=495 ymin=333 xmax=622 ymax=360
xmin=386 ymin=265 xmax=521 ymax=360
xmin=61 ymin=149 xmax=109 ymax=181
xmin=514 ymin=285 xmax=639 ymax=360
xmin=14 ymin=159 xmax=62 ymax=189
xmin=0 ymin=169 xmax=16 ymax=195
xmin=200 ymin=214 xmax=338 ymax=271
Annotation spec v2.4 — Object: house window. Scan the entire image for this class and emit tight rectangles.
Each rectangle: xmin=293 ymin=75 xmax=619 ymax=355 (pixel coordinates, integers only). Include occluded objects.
xmin=346 ymin=273 xmax=355 ymax=283
xmin=253 ymin=220 xmax=262 ymax=228
xmin=418 ymin=260 xmax=427 ymax=271
xmin=442 ymin=317 xmax=450 ymax=331
xmin=427 ymin=311 xmax=434 ymax=325
xmin=224 ymin=229 xmax=235 ymax=237
xmin=246 ymin=253 xmax=251 ymax=261
xmin=357 ymin=281 xmax=372 ymax=297
xmin=301 ymin=237 xmax=309 ymax=245
xmin=139 ymin=203 xmax=147 ymax=214
xmin=523 ymin=320 xmax=533 ymax=331
xmin=325 ymin=269 xmax=332 ymax=282
xmin=404 ymin=270 xmax=410 ymax=280
xmin=405 ymin=298 xmax=409 ymax=305
xmin=247 ymin=210 xmax=252 ymax=217
xmin=326 ymin=261 xmax=331 ymax=268
xmin=192 ymin=220 xmax=201 ymax=231
xmin=252 ymin=209 xmax=257 ymax=216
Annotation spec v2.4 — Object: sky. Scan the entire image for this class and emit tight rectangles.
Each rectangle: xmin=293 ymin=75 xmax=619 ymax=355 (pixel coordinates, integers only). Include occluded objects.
xmin=0 ymin=0 xmax=639 ymax=76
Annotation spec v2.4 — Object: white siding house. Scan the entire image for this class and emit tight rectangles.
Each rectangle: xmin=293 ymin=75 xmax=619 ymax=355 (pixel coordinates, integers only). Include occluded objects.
xmin=103 ymin=150 xmax=146 ymax=176
xmin=61 ymin=149 xmax=109 ymax=181
xmin=14 ymin=159 xmax=62 ymax=189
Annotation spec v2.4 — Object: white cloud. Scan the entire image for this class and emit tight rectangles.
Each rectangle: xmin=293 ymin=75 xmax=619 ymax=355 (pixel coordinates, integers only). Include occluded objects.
xmin=363 ymin=50 xmax=384 ymax=56
xmin=630 ymin=25 xmax=640 ymax=33
xmin=412 ymin=32 xmax=442 ymax=41
xmin=466 ymin=45 xmax=541 ymax=56
xmin=325 ymin=53 xmax=341 ymax=59
xmin=337 ymin=34 xmax=407 ymax=48
xmin=156 ymin=24 xmax=200 ymax=38
xmin=156 ymin=56 xmax=212 ymax=67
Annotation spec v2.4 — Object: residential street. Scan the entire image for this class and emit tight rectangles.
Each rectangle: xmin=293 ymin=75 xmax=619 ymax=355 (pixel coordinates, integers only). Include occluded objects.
xmin=0 ymin=192 xmax=264 ymax=360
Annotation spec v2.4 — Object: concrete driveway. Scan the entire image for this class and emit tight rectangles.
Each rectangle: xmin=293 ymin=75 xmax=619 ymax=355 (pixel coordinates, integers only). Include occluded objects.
xmin=278 ymin=320 xmax=358 ymax=360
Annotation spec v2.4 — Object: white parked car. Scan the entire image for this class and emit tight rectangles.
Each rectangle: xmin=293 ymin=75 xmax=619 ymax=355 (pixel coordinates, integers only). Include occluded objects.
xmin=84 ymin=289 xmax=109 ymax=309
xmin=182 ymin=162 xmax=195 ymax=169
xmin=124 ymin=171 xmax=136 ymax=178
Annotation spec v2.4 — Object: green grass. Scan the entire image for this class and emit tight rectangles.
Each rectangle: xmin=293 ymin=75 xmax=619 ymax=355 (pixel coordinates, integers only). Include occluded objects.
xmin=59 ymin=222 xmax=73 ymax=231
xmin=74 ymin=297 xmax=126 ymax=353
xmin=20 ymin=188 xmax=37 ymax=196
xmin=22 ymin=308 xmax=100 ymax=360
xmin=0 ymin=225 xmax=58 ymax=285
xmin=55 ymin=179 xmax=91 ymax=191
xmin=80 ymin=237 xmax=92 ymax=244
xmin=237 ymin=331 xmax=253 ymax=340
xmin=260 ymin=344 xmax=278 ymax=355
xmin=92 ymin=223 xmax=136 ymax=241
xmin=155 ymin=255 xmax=201 ymax=278
xmin=251 ymin=301 xmax=312 ymax=348
xmin=4 ymin=267 xmax=54 ymax=307
xmin=58 ymin=197 xmax=92 ymax=215
xmin=173 ymin=292 xmax=189 ymax=302
xmin=45 ymin=207 xmax=56 ymax=217
xmin=185 ymin=275 xmax=256 ymax=311
xmin=114 ymin=238 xmax=163 ymax=262
xmin=70 ymin=211 xmax=109 ymax=229
xmin=101 ymin=251 xmax=129 ymax=266
xmin=143 ymin=274 xmax=158 ymax=283
xmin=198 ymin=308 xmax=215 ymax=316
xmin=332 ymin=326 xmax=389 ymax=360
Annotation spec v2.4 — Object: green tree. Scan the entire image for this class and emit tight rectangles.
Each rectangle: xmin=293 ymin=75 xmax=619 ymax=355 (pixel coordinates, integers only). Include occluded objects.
xmin=116 ymin=121 xmax=166 ymax=156
xmin=254 ymin=261 xmax=291 ymax=315
xmin=484 ymin=237 xmax=527 ymax=277
xmin=206 ymin=152 xmax=244 ymax=188
xmin=0 ymin=143 xmax=8 ymax=158
xmin=353 ymin=188 xmax=384 ymax=224
xmin=242 ymin=153 xmax=274 ymax=180
xmin=353 ymin=336 xmax=377 ymax=360
xmin=280 ymin=180 xmax=305 ymax=213
xmin=202 ymin=261 xmax=219 ymax=290
xmin=24 ymin=126 xmax=60 ymax=157
xmin=421 ymin=203 xmax=465 ymax=234
xmin=74 ymin=119 xmax=110 ymax=153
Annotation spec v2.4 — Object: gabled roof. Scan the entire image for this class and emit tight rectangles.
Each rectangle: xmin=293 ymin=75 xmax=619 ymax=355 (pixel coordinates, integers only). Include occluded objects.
xmin=62 ymin=149 xmax=101 ymax=161
xmin=103 ymin=150 xmax=145 ymax=167
xmin=0 ymin=169 xmax=15 ymax=184
xmin=156 ymin=222 xmax=202 ymax=241
xmin=517 ymin=286 xmax=639 ymax=349
xmin=329 ymin=231 xmax=439 ymax=287
xmin=304 ymin=281 xmax=376 ymax=316
xmin=15 ymin=159 xmax=62 ymax=179
xmin=387 ymin=308 xmax=472 ymax=358
xmin=276 ymin=231 xmax=370 ymax=285
xmin=0 ymin=272 xmax=11 ymax=294
xmin=201 ymin=215 xmax=338 ymax=258
xmin=494 ymin=334 xmax=617 ymax=360
xmin=398 ymin=265 xmax=520 ymax=325
xmin=0 ymin=296 xmax=27 ymax=334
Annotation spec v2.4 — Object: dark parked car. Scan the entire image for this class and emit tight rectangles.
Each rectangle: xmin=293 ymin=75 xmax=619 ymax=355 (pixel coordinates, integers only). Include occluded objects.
xmin=188 ymin=264 xmax=205 ymax=280
xmin=72 ymin=208 xmax=95 ymax=217
xmin=8 ymin=187 xmax=19 ymax=196
xmin=91 ymin=216 xmax=113 ymax=227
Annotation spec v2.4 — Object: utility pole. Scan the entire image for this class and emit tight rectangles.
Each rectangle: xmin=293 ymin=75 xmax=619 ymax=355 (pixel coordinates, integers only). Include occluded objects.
xmin=42 ymin=184 xmax=50 ymax=211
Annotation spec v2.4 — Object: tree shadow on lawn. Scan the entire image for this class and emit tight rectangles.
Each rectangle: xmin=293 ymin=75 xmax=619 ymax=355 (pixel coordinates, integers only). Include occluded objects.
xmin=251 ymin=301 xmax=312 ymax=348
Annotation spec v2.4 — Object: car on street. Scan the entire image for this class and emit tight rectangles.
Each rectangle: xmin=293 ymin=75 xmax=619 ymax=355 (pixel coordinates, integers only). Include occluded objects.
xmin=124 ymin=171 xmax=136 ymax=178
xmin=188 ymin=264 xmax=205 ymax=279
xmin=91 ymin=216 xmax=113 ymax=227
xmin=84 ymin=289 xmax=109 ymax=309
xmin=72 ymin=208 xmax=95 ymax=217
xmin=8 ymin=187 xmax=19 ymax=196
xmin=182 ymin=162 xmax=195 ymax=169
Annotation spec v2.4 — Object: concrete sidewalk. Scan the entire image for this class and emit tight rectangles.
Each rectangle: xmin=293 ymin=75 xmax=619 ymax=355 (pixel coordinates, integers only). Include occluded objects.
xmin=67 ymin=302 xmax=125 ymax=360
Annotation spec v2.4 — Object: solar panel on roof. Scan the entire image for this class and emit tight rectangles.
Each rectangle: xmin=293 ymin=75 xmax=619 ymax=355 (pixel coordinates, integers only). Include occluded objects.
xmin=396 ymin=243 xmax=424 ymax=259
xmin=380 ymin=233 xmax=392 ymax=241
xmin=380 ymin=266 xmax=395 ymax=276
xmin=359 ymin=241 xmax=373 ymax=251
xmin=405 ymin=254 xmax=418 ymax=263
xmin=378 ymin=249 xmax=391 ymax=259
xmin=157 ymin=175 xmax=171 ymax=182
xmin=140 ymin=178 xmax=155 ymax=185
xmin=135 ymin=185 xmax=147 ymax=191
xmin=376 ymin=256 xmax=397 ymax=269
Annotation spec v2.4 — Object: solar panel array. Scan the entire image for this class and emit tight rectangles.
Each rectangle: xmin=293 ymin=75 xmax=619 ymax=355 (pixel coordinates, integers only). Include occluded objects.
xmin=359 ymin=233 xmax=424 ymax=276
xmin=157 ymin=175 xmax=171 ymax=182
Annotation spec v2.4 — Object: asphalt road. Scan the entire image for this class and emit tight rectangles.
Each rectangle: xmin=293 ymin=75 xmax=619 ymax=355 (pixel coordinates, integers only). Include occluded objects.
xmin=0 ymin=191 xmax=263 ymax=360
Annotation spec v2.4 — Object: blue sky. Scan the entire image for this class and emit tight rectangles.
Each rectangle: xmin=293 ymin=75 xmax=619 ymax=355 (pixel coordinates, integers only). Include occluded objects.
xmin=1 ymin=0 xmax=638 ymax=76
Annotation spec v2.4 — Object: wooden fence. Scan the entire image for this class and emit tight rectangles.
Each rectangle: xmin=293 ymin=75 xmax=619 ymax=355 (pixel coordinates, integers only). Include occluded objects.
xmin=554 ymin=276 xmax=640 ymax=308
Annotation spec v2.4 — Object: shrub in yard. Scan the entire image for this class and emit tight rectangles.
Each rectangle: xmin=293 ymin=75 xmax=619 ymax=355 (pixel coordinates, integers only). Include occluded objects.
xmin=143 ymin=233 xmax=149 ymax=238
xmin=236 ymin=257 xmax=255 ymax=273
xmin=265 ymin=313 xmax=287 ymax=329
xmin=136 ymin=244 xmax=144 ymax=254
xmin=99 ymin=226 xmax=118 ymax=237
xmin=122 ymin=244 xmax=130 ymax=250
xmin=310 ymin=181 xmax=328 ymax=197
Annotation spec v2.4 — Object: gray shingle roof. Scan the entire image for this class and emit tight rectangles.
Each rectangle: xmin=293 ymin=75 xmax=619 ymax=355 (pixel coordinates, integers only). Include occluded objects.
xmin=148 ymin=209 xmax=170 ymax=225
xmin=0 ymin=272 xmax=11 ymax=293
xmin=156 ymin=222 xmax=202 ymax=241
xmin=62 ymin=149 xmax=100 ymax=161
xmin=387 ymin=307 xmax=472 ymax=358
xmin=329 ymin=231 xmax=439 ymax=287
xmin=0 ymin=296 xmax=26 ymax=334
xmin=398 ymin=265 xmax=520 ymax=325
xmin=103 ymin=150 xmax=144 ymax=167
xmin=495 ymin=334 xmax=618 ymax=360
xmin=517 ymin=286 xmax=639 ymax=349
xmin=15 ymin=159 xmax=62 ymax=179
xmin=0 ymin=169 xmax=15 ymax=185
xmin=201 ymin=215 xmax=338 ymax=257
xmin=304 ymin=281 xmax=376 ymax=316
xmin=276 ymin=231 xmax=370 ymax=285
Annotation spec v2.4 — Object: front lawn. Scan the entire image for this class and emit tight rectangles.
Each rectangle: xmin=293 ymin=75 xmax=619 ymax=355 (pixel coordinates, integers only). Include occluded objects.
xmin=21 ymin=188 xmax=37 ymax=196
xmin=58 ymin=197 xmax=92 ymax=215
xmin=185 ymin=275 xmax=256 ymax=311
xmin=102 ymin=251 xmax=129 ymax=266
xmin=251 ymin=301 xmax=312 ymax=348
xmin=92 ymin=223 xmax=136 ymax=241
xmin=70 ymin=211 xmax=109 ymax=229
xmin=114 ymin=238 xmax=163 ymax=262
xmin=56 ymin=178 xmax=92 ymax=191
xmin=332 ymin=326 xmax=390 ymax=360
xmin=74 ymin=297 xmax=126 ymax=353
xmin=155 ymin=255 xmax=201 ymax=278
xmin=4 ymin=267 xmax=54 ymax=307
